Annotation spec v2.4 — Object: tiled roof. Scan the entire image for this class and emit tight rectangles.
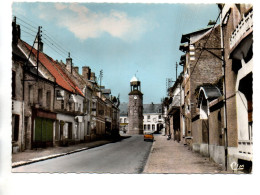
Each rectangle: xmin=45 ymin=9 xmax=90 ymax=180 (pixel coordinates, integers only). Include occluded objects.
xmin=22 ymin=41 xmax=84 ymax=96
xmin=119 ymin=102 xmax=162 ymax=116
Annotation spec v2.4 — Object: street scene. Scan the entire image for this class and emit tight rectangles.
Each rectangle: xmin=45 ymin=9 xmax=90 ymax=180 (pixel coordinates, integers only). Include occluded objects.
xmin=10 ymin=2 xmax=253 ymax=175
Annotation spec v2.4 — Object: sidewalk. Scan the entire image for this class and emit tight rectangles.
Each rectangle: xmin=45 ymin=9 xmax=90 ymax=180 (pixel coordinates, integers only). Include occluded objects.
xmin=12 ymin=137 xmax=124 ymax=168
xmin=143 ymin=134 xmax=232 ymax=174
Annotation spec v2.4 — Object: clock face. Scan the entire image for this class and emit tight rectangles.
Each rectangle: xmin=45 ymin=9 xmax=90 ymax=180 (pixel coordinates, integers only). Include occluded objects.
xmin=134 ymin=96 xmax=137 ymax=100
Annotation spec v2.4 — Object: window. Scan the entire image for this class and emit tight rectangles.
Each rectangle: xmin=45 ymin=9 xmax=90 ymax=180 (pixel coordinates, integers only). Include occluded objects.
xmin=61 ymin=100 xmax=64 ymax=110
xmin=152 ymin=124 xmax=155 ymax=130
xmin=46 ymin=91 xmax=51 ymax=109
xmin=124 ymin=118 xmax=126 ymax=123
xmin=144 ymin=124 xmax=146 ymax=130
xmin=159 ymin=115 xmax=162 ymax=119
xmin=68 ymin=122 xmax=72 ymax=139
xmin=12 ymin=71 xmax=16 ymax=98
xmin=147 ymin=115 xmax=150 ymax=119
xmin=12 ymin=114 xmax=19 ymax=142
xmin=148 ymin=124 xmax=150 ymax=130
xmin=38 ymin=89 xmax=43 ymax=105
xmin=29 ymin=85 xmax=33 ymax=104
xmin=75 ymin=103 xmax=78 ymax=111
xmin=56 ymin=90 xmax=64 ymax=100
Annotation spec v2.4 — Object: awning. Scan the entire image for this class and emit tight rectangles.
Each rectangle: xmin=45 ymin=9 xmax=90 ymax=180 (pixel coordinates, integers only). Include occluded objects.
xmin=198 ymin=85 xmax=222 ymax=107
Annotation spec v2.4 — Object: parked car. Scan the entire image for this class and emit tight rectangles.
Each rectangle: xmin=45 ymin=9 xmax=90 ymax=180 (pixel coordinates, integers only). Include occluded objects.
xmin=144 ymin=131 xmax=154 ymax=141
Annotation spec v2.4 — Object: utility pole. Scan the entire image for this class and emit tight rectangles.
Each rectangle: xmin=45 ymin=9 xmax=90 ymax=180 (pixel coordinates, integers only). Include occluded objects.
xmin=36 ymin=26 xmax=42 ymax=79
xmin=176 ymin=62 xmax=178 ymax=81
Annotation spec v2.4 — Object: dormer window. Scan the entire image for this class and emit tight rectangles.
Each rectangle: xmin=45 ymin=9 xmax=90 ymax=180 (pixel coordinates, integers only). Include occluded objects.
xmin=56 ymin=90 xmax=64 ymax=100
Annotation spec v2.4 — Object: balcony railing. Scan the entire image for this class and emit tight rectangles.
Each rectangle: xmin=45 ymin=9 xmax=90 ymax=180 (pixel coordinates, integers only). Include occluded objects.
xmin=230 ymin=9 xmax=253 ymax=49
xmin=235 ymin=140 xmax=253 ymax=161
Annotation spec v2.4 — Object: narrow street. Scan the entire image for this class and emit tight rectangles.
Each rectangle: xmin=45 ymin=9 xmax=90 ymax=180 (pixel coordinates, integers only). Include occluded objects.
xmin=12 ymin=135 xmax=152 ymax=173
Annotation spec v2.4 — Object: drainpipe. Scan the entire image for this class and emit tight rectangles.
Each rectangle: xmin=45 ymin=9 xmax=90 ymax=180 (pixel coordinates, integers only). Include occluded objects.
xmin=219 ymin=5 xmax=229 ymax=171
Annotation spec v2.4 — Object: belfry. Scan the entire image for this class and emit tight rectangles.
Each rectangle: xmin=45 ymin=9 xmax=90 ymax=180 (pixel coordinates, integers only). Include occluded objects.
xmin=128 ymin=76 xmax=143 ymax=135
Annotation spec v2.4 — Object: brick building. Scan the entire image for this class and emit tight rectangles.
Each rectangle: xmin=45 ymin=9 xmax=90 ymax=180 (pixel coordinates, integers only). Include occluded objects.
xmin=218 ymin=4 xmax=253 ymax=172
xmin=179 ymin=24 xmax=223 ymax=150
xmin=163 ymin=4 xmax=253 ymax=172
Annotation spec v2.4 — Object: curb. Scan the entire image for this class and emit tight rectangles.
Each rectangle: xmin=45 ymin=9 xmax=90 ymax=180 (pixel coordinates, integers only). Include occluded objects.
xmin=12 ymin=140 xmax=116 ymax=168
xmin=142 ymin=135 xmax=157 ymax=173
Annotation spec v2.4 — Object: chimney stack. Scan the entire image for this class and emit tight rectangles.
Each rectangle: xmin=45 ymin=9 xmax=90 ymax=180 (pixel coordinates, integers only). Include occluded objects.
xmin=82 ymin=66 xmax=91 ymax=80
xmin=73 ymin=66 xmax=79 ymax=73
xmin=66 ymin=52 xmax=73 ymax=73
xmin=12 ymin=17 xmax=20 ymax=45
xmin=90 ymin=72 xmax=96 ymax=82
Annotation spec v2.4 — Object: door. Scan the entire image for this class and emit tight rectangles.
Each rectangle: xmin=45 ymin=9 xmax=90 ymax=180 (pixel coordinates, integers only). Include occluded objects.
xmin=34 ymin=117 xmax=53 ymax=148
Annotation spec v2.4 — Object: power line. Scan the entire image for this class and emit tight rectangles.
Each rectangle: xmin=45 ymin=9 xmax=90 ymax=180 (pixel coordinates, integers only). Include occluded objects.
xmin=44 ymin=41 xmax=68 ymax=59
xmin=20 ymin=29 xmax=36 ymax=38
xmin=42 ymin=34 xmax=87 ymax=66
xmin=18 ymin=23 xmax=38 ymax=34
xmin=42 ymin=37 xmax=68 ymax=57
xmin=164 ymin=11 xmax=222 ymax=122
xmin=13 ymin=14 xmax=39 ymax=28
xmin=14 ymin=16 xmax=38 ymax=30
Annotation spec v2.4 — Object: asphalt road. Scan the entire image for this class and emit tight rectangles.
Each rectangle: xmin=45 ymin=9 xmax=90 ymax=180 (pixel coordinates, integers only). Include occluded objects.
xmin=13 ymin=135 xmax=153 ymax=173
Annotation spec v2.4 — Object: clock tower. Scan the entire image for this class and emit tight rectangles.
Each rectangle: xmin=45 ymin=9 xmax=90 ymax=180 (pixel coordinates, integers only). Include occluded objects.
xmin=128 ymin=76 xmax=143 ymax=135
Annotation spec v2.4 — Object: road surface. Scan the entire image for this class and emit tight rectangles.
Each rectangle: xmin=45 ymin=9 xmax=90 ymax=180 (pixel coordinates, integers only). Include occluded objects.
xmin=13 ymin=135 xmax=152 ymax=173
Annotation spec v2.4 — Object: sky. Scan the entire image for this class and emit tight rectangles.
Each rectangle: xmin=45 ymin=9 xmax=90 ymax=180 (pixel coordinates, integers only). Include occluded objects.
xmin=12 ymin=2 xmax=219 ymax=104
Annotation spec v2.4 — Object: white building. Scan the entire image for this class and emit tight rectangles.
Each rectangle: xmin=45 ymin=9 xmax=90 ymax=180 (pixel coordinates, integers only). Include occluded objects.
xmin=119 ymin=102 xmax=164 ymax=134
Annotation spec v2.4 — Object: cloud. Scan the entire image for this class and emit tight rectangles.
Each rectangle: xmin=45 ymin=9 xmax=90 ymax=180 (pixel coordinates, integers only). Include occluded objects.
xmin=38 ymin=3 xmax=153 ymax=42
xmin=55 ymin=3 xmax=68 ymax=10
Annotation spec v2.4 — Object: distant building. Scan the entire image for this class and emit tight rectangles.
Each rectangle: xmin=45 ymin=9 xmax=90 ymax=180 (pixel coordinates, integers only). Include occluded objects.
xmin=143 ymin=103 xmax=164 ymax=133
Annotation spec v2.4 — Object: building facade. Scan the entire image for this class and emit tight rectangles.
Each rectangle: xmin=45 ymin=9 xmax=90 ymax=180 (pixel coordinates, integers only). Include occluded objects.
xmin=11 ymin=18 xmax=120 ymax=153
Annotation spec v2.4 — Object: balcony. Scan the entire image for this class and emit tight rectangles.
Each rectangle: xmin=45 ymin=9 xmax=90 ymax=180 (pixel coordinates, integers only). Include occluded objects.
xmin=230 ymin=9 xmax=253 ymax=50
xmin=234 ymin=140 xmax=253 ymax=161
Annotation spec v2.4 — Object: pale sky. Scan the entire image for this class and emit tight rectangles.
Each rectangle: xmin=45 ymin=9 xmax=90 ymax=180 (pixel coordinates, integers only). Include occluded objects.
xmin=12 ymin=2 xmax=219 ymax=103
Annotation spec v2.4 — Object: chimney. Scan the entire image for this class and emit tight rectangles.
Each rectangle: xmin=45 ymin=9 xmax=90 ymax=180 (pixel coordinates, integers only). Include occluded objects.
xmin=66 ymin=52 xmax=73 ymax=73
xmin=73 ymin=66 xmax=79 ymax=73
xmin=82 ymin=66 xmax=91 ymax=80
xmin=90 ymin=72 xmax=96 ymax=82
xmin=12 ymin=17 xmax=20 ymax=45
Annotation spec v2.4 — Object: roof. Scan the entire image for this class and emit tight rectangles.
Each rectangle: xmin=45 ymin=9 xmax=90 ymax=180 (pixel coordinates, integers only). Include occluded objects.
xmin=143 ymin=103 xmax=162 ymax=114
xmin=130 ymin=75 xmax=139 ymax=82
xmin=22 ymin=41 xmax=84 ymax=96
xmin=101 ymin=89 xmax=111 ymax=94
xmin=13 ymin=43 xmax=45 ymax=77
xmin=198 ymin=85 xmax=222 ymax=106
xmin=119 ymin=102 xmax=162 ymax=116
xmin=181 ymin=26 xmax=213 ymax=43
